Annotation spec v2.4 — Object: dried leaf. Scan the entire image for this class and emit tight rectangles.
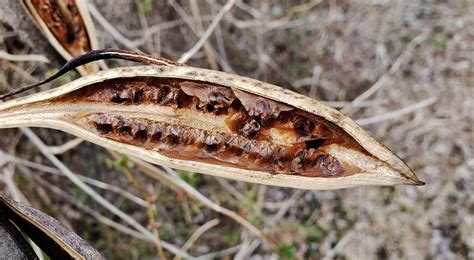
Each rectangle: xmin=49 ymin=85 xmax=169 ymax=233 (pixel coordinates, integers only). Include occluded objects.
xmin=0 ymin=50 xmax=424 ymax=190
xmin=0 ymin=193 xmax=104 ymax=259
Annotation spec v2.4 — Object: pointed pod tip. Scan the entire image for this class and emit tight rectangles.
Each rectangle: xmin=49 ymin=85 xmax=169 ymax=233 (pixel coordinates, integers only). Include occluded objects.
xmin=403 ymin=175 xmax=425 ymax=186
xmin=414 ymin=179 xmax=426 ymax=186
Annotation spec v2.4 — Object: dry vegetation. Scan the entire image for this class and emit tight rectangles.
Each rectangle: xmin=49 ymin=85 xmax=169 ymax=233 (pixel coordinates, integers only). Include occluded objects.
xmin=0 ymin=0 xmax=472 ymax=259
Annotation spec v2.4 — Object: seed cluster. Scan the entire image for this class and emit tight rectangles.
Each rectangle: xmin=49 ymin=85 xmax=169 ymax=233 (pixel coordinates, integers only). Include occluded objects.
xmin=55 ymin=76 xmax=367 ymax=177
xmin=30 ymin=0 xmax=91 ymax=56
xmin=89 ymin=113 xmax=344 ymax=177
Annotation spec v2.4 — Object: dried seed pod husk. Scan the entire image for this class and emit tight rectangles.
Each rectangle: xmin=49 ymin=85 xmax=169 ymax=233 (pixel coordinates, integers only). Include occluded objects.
xmin=22 ymin=0 xmax=99 ymax=75
xmin=0 ymin=193 xmax=104 ymax=259
xmin=0 ymin=65 xmax=424 ymax=190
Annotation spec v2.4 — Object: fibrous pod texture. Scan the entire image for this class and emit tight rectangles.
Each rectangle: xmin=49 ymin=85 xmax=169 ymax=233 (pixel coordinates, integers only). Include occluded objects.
xmin=0 ymin=63 xmax=424 ymax=190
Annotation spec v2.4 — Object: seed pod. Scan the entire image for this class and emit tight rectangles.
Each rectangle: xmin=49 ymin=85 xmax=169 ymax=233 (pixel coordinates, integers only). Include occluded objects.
xmin=0 ymin=193 xmax=104 ymax=259
xmin=0 ymin=51 xmax=424 ymax=190
xmin=22 ymin=0 xmax=100 ymax=75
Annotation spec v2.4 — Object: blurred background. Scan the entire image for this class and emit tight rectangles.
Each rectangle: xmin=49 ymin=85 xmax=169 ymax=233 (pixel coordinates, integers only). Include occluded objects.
xmin=0 ymin=0 xmax=472 ymax=259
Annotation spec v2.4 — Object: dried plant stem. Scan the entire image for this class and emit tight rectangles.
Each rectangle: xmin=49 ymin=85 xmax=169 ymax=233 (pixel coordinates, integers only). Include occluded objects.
xmin=0 ymin=50 xmax=49 ymax=63
xmin=1 ymin=60 xmax=37 ymax=83
xmin=25 ymin=169 xmax=153 ymax=242
xmin=341 ymin=29 xmax=431 ymax=115
xmin=20 ymin=127 xmax=191 ymax=258
xmin=46 ymin=137 xmax=83 ymax=154
xmin=189 ymin=0 xmax=218 ymax=70
xmin=355 ymin=96 xmax=437 ymax=126
xmin=236 ymin=190 xmax=304 ymax=258
xmin=121 ymin=164 xmax=167 ymax=259
xmin=87 ymin=3 xmax=142 ymax=51
xmin=168 ymin=0 xmax=234 ymax=71
xmin=0 ymin=151 xmax=148 ymax=208
xmin=131 ymin=157 xmax=277 ymax=249
xmin=226 ymin=0 xmax=321 ymax=29
xmin=195 ymin=244 xmax=242 ymax=259
xmin=178 ymin=0 xmax=236 ymax=63
xmin=176 ymin=218 xmax=220 ymax=259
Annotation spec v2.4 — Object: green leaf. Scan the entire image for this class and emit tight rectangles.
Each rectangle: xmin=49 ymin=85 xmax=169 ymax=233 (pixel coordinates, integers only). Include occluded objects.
xmin=138 ymin=0 xmax=153 ymax=14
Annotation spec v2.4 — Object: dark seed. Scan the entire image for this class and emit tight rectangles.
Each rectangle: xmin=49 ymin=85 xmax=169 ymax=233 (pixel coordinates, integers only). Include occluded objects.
xmin=242 ymin=142 xmax=254 ymax=153
xmin=180 ymin=127 xmax=199 ymax=145
xmin=294 ymin=116 xmax=315 ymax=136
xmin=290 ymin=150 xmax=306 ymax=171
xmin=113 ymin=117 xmax=131 ymax=135
xmin=208 ymin=91 xmax=224 ymax=105
xmin=315 ymin=154 xmax=343 ymax=176
xmin=239 ymin=119 xmax=261 ymax=138
xmin=132 ymin=88 xmax=143 ymax=102
xmin=225 ymin=136 xmax=245 ymax=154
xmin=204 ymin=134 xmax=222 ymax=152
xmin=131 ymin=122 xmax=147 ymax=140
xmin=145 ymin=88 xmax=163 ymax=102
xmin=165 ymin=126 xmax=181 ymax=144
xmin=162 ymin=89 xmax=182 ymax=107
xmin=91 ymin=114 xmax=112 ymax=133
xmin=254 ymin=99 xmax=272 ymax=118
xmin=149 ymin=124 xmax=162 ymax=142
xmin=258 ymin=144 xmax=274 ymax=159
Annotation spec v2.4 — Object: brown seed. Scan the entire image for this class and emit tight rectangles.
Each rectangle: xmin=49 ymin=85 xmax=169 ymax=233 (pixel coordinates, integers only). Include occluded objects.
xmin=225 ymin=136 xmax=246 ymax=155
xmin=258 ymin=143 xmax=274 ymax=159
xmin=132 ymin=88 xmax=143 ymax=102
xmin=204 ymin=134 xmax=222 ymax=152
xmin=162 ymin=88 xmax=182 ymax=107
xmin=131 ymin=122 xmax=147 ymax=140
xmin=148 ymin=124 xmax=162 ymax=142
xmin=315 ymin=154 xmax=343 ymax=176
xmin=291 ymin=150 xmax=306 ymax=171
xmin=294 ymin=116 xmax=315 ymax=136
xmin=144 ymin=88 xmax=163 ymax=103
xmin=164 ymin=125 xmax=181 ymax=144
xmin=113 ymin=117 xmax=131 ymax=135
xmin=90 ymin=114 xmax=112 ymax=133
xmin=239 ymin=119 xmax=261 ymax=138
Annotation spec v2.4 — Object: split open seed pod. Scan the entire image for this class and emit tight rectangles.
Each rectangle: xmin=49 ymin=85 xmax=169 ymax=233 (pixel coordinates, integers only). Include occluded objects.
xmin=0 ymin=51 xmax=424 ymax=190
xmin=22 ymin=0 xmax=99 ymax=75
xmin=0 ymin=193 xmax=103 ymax=259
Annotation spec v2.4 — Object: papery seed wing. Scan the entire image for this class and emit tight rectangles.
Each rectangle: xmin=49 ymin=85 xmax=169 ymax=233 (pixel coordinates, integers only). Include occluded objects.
xmin=22 ymin=0 xmax=100 ymax=75
xmin=0 ymin=65 xmax=424 ymax=190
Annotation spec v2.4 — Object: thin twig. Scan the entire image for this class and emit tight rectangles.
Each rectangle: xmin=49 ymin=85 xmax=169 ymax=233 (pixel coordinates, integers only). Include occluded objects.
xmin=189 ymin=0 xmax=219 ymax=70
xmin=178 ymin=218 xmax=220 ymax=258
xmin=120 ymin=162 xmax=167 ymax=259
xmin=46 ymin=138 xmax=83 ymax=154
xmin=195 ymin=244 xmax=242 ymax=259
xmin=130 ymin=157 xmax=276 ymax=249
xmin=25 ymin=170 xmax=151 ymax=242
xmin=226 ymin=0 xmax=321 ymax=29
xmin=0 ymin=50 xmax=49 ymax=63
xmin=0 ymin=151 xmax=148 ymax=208
xmin=236 ymin=190 xmax=304 ymax=258
xmin=20 ymin=128 xmax=192 ymax=258
xmin=87 ymin=3 xmax=143 ymax=52
xmin=178 ymin=0 xmax=236 ymax=63
xmin=341 ymin=29 xmax=431 ymax=115
xmin=355 ymin=97 xmax=437 ymax=126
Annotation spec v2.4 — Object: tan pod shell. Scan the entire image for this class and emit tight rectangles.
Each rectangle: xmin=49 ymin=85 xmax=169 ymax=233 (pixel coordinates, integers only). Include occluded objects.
xmin=0 ymin=66 xmax=424 ymax=190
